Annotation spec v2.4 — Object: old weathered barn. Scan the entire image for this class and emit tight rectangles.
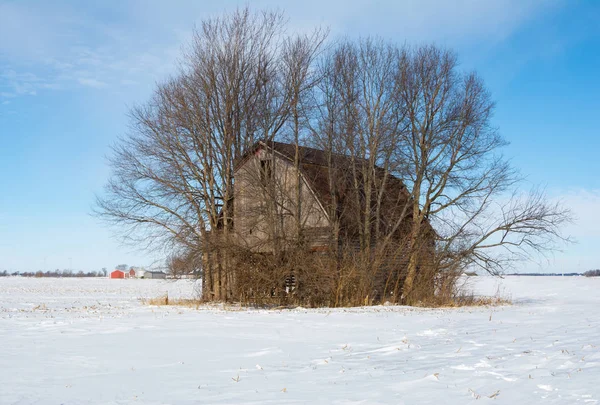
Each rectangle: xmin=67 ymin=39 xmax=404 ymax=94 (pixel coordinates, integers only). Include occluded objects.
xmin=205 ymin=140 xmax=435 ymax=301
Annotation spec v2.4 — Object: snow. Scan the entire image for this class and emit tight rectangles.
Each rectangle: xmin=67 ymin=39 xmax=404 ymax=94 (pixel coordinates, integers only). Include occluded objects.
xmin=0 ymin=276 xmax=598 ymax=404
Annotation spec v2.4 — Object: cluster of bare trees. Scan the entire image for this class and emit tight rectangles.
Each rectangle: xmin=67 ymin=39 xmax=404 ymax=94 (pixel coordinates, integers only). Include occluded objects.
xmin=166 ymin=252 xmax=202 ymax=278
xmin=95 ymin=8 xmax=571 ymax=307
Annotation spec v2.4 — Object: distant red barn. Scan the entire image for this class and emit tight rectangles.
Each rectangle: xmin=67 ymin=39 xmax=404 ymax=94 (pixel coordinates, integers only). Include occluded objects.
xmin=110 ymin=270 xmax=125 ymax=279
xmin=128 ymin=269 xmax=136 ymax=278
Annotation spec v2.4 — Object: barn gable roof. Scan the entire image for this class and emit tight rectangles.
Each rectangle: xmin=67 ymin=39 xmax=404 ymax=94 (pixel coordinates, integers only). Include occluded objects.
xmin=233 ymin=140 xmax=420 ymax=235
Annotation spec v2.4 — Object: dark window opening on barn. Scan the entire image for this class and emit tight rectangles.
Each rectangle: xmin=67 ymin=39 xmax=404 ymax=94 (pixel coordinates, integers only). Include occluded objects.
xmin=260 ymin=159 xmax=272 ymax=186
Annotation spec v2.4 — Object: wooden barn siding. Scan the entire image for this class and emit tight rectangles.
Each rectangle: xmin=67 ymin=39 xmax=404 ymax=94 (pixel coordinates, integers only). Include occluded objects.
xmin=233 ymin=151 xmax=330 ymax=254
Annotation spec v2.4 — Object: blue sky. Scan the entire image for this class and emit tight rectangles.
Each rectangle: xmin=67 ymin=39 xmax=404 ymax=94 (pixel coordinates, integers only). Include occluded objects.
xmin=0 ymin=0 xmax=599 ymax=273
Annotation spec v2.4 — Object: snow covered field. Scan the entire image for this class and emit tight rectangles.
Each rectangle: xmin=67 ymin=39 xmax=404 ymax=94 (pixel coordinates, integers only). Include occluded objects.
xmin=0 ymin=276 xmax=598 ymax=404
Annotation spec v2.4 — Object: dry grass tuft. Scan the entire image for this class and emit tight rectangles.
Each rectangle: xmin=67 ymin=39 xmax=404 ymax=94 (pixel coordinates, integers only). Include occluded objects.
xmin=437 ymin=293 xmax=511 ymax=308
xmin=410 ymin=276 xmax=512 ymax=308
xmin=411 ymin=290 xmax=512 ymax=308
xmin=141 ymin=295 xmax=201 ymax=308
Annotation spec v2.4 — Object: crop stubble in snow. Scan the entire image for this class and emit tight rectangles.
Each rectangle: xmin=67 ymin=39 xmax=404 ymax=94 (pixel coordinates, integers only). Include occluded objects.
xmin=0 ymin=276 xmax=598 ymax=404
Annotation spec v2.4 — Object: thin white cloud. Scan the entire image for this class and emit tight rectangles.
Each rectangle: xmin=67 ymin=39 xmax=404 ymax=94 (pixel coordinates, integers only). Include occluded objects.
xmin=120 ymin=79 xmax=138 ymax=86
xmin=77 ymin=78 xmax=108 ymax=89
xmin=0 ymin=2 xmax=179 ymax=99
xmin=0 ymin=69 xmax=46 ymax=98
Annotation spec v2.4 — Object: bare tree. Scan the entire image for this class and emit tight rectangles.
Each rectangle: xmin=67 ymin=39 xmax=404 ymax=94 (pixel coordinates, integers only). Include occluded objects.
xmin=392 ymin=46 xmax=571 ymax=302
xmin=95 ymin=8 xmax=327 ymax=301
xmin=312 ymin=42 xmax=572 ymax=304
xmin=167 ymin=251 xmax=201 ymax=278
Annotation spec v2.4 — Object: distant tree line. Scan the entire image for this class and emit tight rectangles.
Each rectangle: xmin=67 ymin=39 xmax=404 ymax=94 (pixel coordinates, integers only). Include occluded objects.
xmin=584 ymin=269 xmax=600 ymax=277
xmin=0 ymin=269 xmax=108 ymax=278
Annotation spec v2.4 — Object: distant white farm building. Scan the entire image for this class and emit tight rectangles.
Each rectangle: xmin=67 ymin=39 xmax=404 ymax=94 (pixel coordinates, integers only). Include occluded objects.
xmin=130 ymin=267 xmax=146 ymax=278
xmin=142 ymin=271 xmax=167 ymax=279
